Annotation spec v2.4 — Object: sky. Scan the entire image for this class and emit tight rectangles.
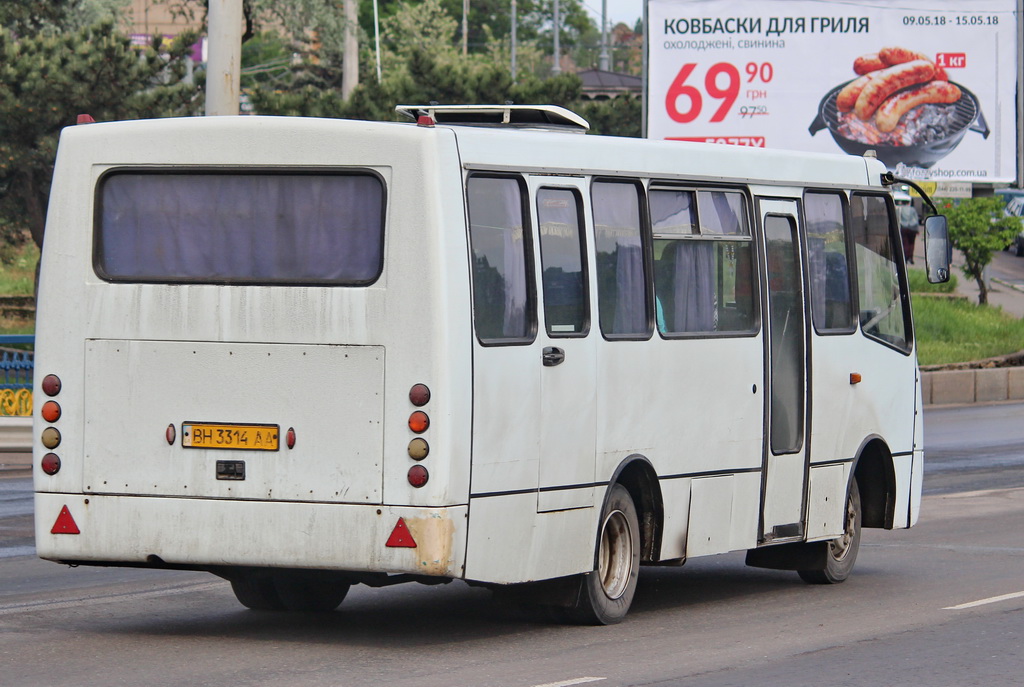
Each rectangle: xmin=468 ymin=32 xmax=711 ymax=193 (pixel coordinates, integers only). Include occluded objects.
xmin=579 ymin=0 xmax=644 ymax=29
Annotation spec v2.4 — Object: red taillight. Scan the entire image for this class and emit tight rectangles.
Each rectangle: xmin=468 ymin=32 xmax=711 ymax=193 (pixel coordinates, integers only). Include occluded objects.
xmin=409 ymin=384 xmax=431 ymax=407
xmin=165 ymin=424 xmax=176 ymax=445
xmin=407 ymin=465 xmax=429 ymax=487
xmin=286 ymin=427 xmax=296 ymax=449
xmin=408 ymin=411 xmax=429 ymax=434
xmin=41 ymin=453 xmax=61 ymax=475
xmin=41 ymin=374 xmax=61 ymax=397
xmin=41 ymin=401 xmax=61 ymax=423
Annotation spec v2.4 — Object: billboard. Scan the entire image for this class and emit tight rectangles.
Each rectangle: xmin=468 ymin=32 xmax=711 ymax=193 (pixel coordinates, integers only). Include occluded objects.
xmin=647 ymin=0 xmax=1018 ymax=183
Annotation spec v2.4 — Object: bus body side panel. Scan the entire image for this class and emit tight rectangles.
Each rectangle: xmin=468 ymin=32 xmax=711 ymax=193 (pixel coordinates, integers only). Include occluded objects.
xmin=463 ymin=493 xmax=599 ymax=584
xmin=909 ymin=372 xmax=925 ymax=527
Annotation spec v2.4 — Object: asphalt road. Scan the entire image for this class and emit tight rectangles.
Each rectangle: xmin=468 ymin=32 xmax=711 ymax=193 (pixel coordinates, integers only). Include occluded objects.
xmin=1 ymin=403 xmax=1022 ymax=686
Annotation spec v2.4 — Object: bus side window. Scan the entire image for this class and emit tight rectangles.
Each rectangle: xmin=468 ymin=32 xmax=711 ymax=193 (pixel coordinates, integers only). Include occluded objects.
xmin=805 ymin=191 xmax=856 ymax=332
xmin=651 ymin=187 xmax=755 ymax=336
xmin=537 ymin=188 xmax=589 ymax=337
xmin=591 ymin=180 xmax=650 ymax=338
xmin=466 ymin=175 xmax=535 ymax=344
xmin=850 ymin=193 xmax=912 ymax=351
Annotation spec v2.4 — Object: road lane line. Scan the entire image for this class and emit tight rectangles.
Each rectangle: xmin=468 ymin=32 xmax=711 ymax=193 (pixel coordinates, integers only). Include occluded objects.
xmin=944 ymin=591 xmax=1024 ymax=610
xmin=0 ymin=545 xmax=36 ymax=559
xmin=531 ymin=678 xmax=606 ymax=687
xmin=0 ymin=580 xmax=223 ymax=616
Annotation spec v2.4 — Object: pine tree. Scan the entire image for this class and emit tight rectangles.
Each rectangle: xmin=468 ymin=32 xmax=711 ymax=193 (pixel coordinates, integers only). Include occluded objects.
xmin=0 ymin=20 xmax=199 ymax=249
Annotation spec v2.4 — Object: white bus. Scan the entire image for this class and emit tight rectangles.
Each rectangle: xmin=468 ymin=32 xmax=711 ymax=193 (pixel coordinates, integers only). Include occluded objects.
xmin=33 ymin=105 xmax=950 ymax=624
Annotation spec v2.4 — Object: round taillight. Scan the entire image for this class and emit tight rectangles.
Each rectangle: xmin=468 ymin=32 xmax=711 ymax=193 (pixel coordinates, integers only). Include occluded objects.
xmin=408 ymin=411 xmax=429 ymax=434
xmin=408 ymin=438 xmax=429 ymax=461
xmin=409 ymin=384 xmax=431 ymax=407
xmin=42 ymin=374 xmax=62 ymax=397
xmin=41 ymin=427 xmax=62 ymax=450
xmin=407 ymin=465 xmax=429 ymax=487
xmin=41 ymin=401 xmax=61 ymax=423
xmin=41 ymin=453 xmax=61 ymax=475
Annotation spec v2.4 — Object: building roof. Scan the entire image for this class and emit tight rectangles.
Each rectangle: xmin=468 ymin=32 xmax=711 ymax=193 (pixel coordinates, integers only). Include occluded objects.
xmin=578 ymin=69 xmax=642 ymax=91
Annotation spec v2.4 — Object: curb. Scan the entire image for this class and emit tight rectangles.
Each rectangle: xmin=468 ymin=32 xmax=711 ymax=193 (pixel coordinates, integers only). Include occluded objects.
xmin=921 ymin=366 xmax=1024 ymax=406
xmin=992 ymin=276 xmax=1024 ymax=294
xmin=0 ymin=418 xmax=32 ymax=476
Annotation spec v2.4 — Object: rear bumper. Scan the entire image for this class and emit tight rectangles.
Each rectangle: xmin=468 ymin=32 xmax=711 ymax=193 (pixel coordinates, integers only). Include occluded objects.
xmin=35 ymin=492 xmax=467 ymax=578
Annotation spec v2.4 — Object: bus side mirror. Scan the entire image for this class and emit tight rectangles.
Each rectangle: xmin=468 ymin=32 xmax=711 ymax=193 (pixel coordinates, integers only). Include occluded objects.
xmin=924 ymin=215 xmax=951 ymax=284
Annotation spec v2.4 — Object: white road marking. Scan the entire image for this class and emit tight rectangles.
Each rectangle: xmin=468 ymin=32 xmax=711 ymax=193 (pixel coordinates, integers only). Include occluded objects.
xmin=531 ymin=678 xmax=606 ymax=687
xmin=944 ymin=591 xmax=1024 ymax=610
xmin=0 ymin=580 xmax=223 ymax=616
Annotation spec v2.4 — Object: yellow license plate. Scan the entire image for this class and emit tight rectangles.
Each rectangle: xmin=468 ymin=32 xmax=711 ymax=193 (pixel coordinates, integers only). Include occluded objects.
xmin=181 ymin=422 xmax=279 ymax=451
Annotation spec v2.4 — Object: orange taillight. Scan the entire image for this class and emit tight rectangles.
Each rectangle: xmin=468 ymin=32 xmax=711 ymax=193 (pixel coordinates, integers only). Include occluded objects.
xmin=408 ymin=411 xmax=429 ymax=434
xmin=41 ymin=401 xmax=61 ymax=423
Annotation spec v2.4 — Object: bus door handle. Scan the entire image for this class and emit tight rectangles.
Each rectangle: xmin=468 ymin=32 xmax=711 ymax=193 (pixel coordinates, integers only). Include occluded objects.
xmin=542 ymin=347 xmax=565 ymax=367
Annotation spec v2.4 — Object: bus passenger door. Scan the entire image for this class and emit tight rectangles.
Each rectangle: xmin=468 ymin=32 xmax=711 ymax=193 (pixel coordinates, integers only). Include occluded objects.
xmin=758 ymin=199 xmax=809 ymax=541
xmin=530 ymin=179 xmax=597 ymax=512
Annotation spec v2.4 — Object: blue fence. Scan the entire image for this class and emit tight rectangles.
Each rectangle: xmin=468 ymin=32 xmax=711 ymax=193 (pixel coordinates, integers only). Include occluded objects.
xmin=0 ymin=336 xmax=34 ymax=416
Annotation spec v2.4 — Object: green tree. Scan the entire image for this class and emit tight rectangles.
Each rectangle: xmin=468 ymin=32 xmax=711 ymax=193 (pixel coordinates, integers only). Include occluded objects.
xmin=251 ymin=0 xmax=587 ymax=120
xmin=0 ymin=21 xmax=199 ymax=249
xmin=938 ymin=196 xmax=1020 ymax=306
xmin=577 ymin=95 xmax=641 ymax=137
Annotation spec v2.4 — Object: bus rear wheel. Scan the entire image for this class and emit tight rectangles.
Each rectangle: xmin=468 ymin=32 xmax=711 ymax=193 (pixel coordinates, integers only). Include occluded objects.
xmin=230 ymin=573 xmax=285 ymax=611
xmin=798 ymin=477 xmax=862 ymax=584
xmin=273 ymin=574 xmax=350 ymax=612
xmin=230 ymin=571 xmax=350 ymax=612
xmin=565 ymin=483 xmax=640 ymax=625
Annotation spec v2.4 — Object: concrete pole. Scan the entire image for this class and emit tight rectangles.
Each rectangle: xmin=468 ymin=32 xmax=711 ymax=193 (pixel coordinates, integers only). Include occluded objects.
xmin=342 ymin=0 xmax=359 ymax=98
xmin=552 ymin=0 xmax=561 ymax=75
xmin=511 ymin=0 xmax=517 ymax=82
xmin=205 ymin=0 xmax=242 ymax=116
xmin=373 ymin=0 xmax=382 ymax=82
xmin=599 ymin=0 xmax=609 ymax=71
xmin=463 ymin=0 xmax=469 ymax=55
xmin=641 ymin=0 xmax=648 ymax=138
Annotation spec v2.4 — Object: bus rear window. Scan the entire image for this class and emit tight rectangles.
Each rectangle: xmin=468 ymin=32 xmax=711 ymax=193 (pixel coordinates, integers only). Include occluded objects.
xmin=95 ymin=172 xmax=385 ymax=284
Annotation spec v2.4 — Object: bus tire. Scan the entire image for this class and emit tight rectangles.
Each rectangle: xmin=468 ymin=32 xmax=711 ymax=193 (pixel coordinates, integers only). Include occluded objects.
xmin=798 ymin=477 xmax=862 ymax=584
xmin=273 ymin=574 xmax=351 ymax=612
xmin=566 ymin=483 xmax=640 ymax=625
xmin=230 ymin=573 xmax=285 ymax=611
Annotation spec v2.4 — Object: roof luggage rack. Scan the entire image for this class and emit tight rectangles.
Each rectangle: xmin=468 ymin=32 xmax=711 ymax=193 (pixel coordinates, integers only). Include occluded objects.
xmin=395 ymin=104 xmax=590 ymax=133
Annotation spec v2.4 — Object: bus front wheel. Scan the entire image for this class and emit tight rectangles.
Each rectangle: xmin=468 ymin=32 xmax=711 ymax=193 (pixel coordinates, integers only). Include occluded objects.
xmin=567 ymin=483 xmax=640 ymax=624
xmin=798 ymin=477 xmax=862 ymax=584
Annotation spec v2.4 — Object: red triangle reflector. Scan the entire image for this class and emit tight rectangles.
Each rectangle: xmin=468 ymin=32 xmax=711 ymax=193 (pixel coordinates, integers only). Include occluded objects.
xmin=385 ymin=518 xmax=416 ymax=548
xmin=51 ymin=505 xmax=80 ymax=535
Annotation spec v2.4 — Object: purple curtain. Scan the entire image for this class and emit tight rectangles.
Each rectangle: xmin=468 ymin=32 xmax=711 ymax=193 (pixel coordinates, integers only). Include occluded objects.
xmin=100 ymin=173 xmax=384 ymax=283
xmin=671 ymin=241 xmax=716 ymax=332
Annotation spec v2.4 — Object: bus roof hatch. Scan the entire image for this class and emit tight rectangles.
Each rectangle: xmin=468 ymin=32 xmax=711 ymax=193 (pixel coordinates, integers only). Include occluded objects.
xmin=395 ymin=104 xmax=590 ymax=133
